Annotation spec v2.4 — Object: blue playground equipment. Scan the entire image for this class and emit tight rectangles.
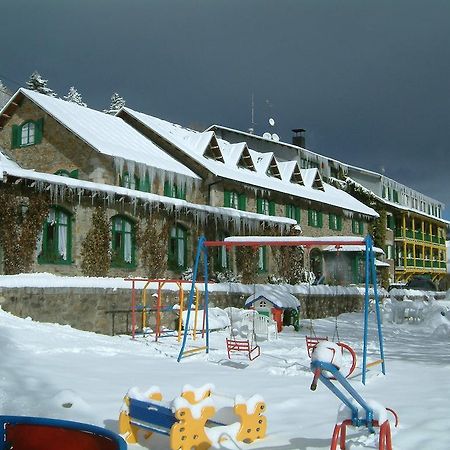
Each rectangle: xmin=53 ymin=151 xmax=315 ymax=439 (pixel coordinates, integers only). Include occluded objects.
xmin=0 ymin=415 xmax=127 ymax=450
xmin=310 ymin=345 xmax=398 ymax=450
xmin=180 ymin=234 xmax=385 ymax=385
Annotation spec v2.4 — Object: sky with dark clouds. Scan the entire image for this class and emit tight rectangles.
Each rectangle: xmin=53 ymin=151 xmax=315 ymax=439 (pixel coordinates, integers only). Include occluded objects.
xmin=1 ymin=0 xmax=449 ymax=218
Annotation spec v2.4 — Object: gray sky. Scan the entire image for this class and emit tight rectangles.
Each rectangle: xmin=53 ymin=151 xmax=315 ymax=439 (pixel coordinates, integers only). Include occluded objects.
xmin=2 ymin=0 xmax=449 ymax=218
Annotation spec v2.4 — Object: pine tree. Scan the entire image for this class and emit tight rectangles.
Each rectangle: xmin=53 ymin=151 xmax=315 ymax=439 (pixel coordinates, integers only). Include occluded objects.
xmin=26 ymin=71 xmax=57 ymax=97
xmin=80 ymin=207 xmax=111 ymax=276
xmin=64 ymin=86 xmax=87 ymax=107
xmin=104 ymin=92 xmax=125 ymax=115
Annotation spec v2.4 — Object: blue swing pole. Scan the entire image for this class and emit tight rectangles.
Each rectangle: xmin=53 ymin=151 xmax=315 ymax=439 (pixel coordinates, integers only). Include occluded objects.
xmin=369 ymin=236 xmax=386 ymax=376
xmin=362 ymin=235 xmax=371 ymax=385
xmin=203 ymin=241 xmax=210 ymax=354
xmin=177 ymin=236 xmax=206 ymax=362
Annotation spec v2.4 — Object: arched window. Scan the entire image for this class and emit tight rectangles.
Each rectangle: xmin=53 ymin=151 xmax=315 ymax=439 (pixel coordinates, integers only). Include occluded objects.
xmin=38 ymin=207 xmax=72 ymax=264
xmin=111 ymin=215 xmax=135 ymax=267
xmin=168 ymin=225 xmax=187 ymax=270
xmin=11 ymin=119 xmax=44 ymax=148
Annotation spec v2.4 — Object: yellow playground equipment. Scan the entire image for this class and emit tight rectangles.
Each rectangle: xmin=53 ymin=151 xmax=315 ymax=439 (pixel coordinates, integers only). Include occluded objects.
xmin=118 ymin=384 xmax=267 ymax=449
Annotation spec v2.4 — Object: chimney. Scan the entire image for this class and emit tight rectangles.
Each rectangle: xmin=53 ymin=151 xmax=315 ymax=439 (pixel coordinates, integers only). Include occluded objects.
xmin=292 ymin=128 xmax=305 ymax=148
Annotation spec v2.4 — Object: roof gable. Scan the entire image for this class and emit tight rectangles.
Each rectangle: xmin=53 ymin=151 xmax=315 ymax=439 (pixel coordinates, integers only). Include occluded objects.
xmin=203 ymin=134 xmax=224 ymax=162
xmin=279 ymin=161 xmax=304 ymax=185
xmin=301 ymin=168 xmax=324 ymax=191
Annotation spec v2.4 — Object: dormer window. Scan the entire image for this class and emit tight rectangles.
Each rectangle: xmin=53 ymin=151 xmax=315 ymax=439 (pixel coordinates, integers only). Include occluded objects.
xmin=11 ymin=118 xmax=44 ymax=148
xmin=237 ymin=147 xmax=256 ymax=171
xmin=203 ymin=136 xmax=224 ymax=162
xmin=266 ymin=156 xmax=282 ymax=179
xmin=290 ymin=164 xmax=304 ymax=185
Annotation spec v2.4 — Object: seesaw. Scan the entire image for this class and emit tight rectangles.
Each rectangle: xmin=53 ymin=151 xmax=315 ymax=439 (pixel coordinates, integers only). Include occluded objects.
xmin=310 ymin=341 xmax=398 ymax=450
xmin=119 ymin=383 xmax=267 ymax=449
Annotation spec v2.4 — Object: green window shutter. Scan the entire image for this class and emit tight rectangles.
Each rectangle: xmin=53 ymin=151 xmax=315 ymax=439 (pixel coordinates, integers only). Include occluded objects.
xmin=318 ymin=212 xmax=323 ymax=228
xmin=141 ymin=174 xmax=150 ymax=192
xmin=285 ymin=204 xmax=290 ymax=218
xmin=257 ymin=198 xmax=263 ymax=214
xmin=295 ymin=207 xmax=301 ymax=223
xmin=164 ymin=181 xmax=171 ymax=197
xmin=11 ymin=125 xmax=20 ymax=148
xmin=35 ymin=118 xmax=44 ymax=144
xmin=224 ymin=190 xmax=231 ymax=207
xmin=329 ymin=214 xmax=334 ymax=229
xmin=359 ymin=221 xmax=364 ymax=234
xmin=70 ymin=169 xmax=79 ymax=179
xmin=238 ymin=193 xmax=246 ymax=211
xmin=269 ymin=201 xmax=276 ymax=216
xmin=337 ymin=215 xmax=343 ymax=231
xmin=308 ymin=209 xmax=313 ymax=226
xmin=180 ymin=184 xmax=186 ymax=200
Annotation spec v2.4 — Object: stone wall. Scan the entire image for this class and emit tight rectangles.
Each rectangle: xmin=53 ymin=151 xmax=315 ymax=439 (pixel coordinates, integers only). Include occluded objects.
xmin=0 ymin=286 xmax=364 ymax=336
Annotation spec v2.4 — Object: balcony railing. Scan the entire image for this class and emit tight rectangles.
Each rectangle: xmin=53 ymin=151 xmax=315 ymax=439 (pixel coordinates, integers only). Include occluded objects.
xmin=395 ymin=259 xmax=446 ymax=270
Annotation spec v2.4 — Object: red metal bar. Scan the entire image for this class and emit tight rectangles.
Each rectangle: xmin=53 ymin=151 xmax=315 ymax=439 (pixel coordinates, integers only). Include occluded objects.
xmin=155 ymin=281 xmax=162 ymax=341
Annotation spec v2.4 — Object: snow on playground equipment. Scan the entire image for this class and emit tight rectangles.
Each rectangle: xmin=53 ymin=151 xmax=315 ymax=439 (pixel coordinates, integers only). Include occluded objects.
xmin=0 ymin=415 xmax=126 ymax=450
xmin=226 ymin=309 xmax=261 ymax=361
xmin=126 ymin=278 xmax=206 ymax=343
xmin=310 ymin=341 xmax=398 ymax=450
xmin=184 ymin=234 xmax=385 ymax=384
xmin=118 ymin=384 xmax=267 ymax=449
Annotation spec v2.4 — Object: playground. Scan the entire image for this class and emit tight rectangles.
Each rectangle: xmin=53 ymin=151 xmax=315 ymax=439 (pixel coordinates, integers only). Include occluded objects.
xmin=0 ymin=284 xmax=449 ymax=448
xmin=0 ymin=236 xmax=448 ymax=449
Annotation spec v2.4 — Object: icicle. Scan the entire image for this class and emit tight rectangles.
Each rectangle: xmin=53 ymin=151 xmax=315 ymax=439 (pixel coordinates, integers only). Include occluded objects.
xmin=114 ymin=157 xmax=125 ymax=179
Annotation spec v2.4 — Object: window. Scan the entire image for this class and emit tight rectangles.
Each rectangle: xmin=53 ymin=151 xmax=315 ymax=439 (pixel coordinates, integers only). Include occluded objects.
xmin=386 ymin=214 xmax=395 ymax=230
xmin=121 ymin=172 xmax=139 ymax=190
xmin=328 ymin=213 xmax=342 ymax=231
xmin=38 ymin=207 xmax=72 ymax=264
xmin=386 ymin=245 xmax=394 ymax=260
xmin=393 ymin=190 xmax=399 ymax=203
xmin=111 ymin=216 xmax=135 ymax=268
xmin=258 ymin=246 xmax=267 ymax=272
xmin=308 ymin=209 xmax=323 ymax=228
xmin=11 ymin=118 xmax=44 ymax=148
xmin=224 ymin=190 xmax=246 ymax=211
xmin=168 ymin=225 xmax=187 ymax=270
xmin=257 ymin=198 xmax=275 ymax=216
xmin=215 ymin=233 xmax=229 ymax=271
xmin=164 ymin=181 xmax=185 ymax=199
xmin=352 ymin=219 xmax=364 ymax=234
xmin=285 ymin=204 xmax=301 ymax=222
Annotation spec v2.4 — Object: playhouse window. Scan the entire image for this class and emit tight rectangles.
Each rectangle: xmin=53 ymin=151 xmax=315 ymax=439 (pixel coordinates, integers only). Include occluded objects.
xmin=111 ymin=215 xmax=135 ymax=268
xmin=38 ymin=207 xmax=72 ymax=265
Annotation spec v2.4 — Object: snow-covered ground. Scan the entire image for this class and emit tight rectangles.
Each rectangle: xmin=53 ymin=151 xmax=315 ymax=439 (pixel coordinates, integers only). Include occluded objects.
xmin=0 ymin=298 xmax=449 ymax=449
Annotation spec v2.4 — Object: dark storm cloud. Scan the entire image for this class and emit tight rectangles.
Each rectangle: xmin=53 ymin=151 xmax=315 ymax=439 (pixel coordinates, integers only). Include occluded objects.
xmin=2 ymin=0 xmax=449 ymax=216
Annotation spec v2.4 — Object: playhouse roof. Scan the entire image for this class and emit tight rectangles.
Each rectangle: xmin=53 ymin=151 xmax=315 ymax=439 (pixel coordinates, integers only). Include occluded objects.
xmin=245 ymin=285 xmax=300 ymax=309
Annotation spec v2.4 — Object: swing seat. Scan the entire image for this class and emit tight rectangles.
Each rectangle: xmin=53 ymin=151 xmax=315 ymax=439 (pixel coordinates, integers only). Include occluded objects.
xmin=306 ymin=336 xmax=329 ymax=358
xmin=226 ymin=338 xmax=260 ymax=361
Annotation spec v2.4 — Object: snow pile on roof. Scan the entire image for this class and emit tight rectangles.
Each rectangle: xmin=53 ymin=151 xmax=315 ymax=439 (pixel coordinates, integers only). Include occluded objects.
xmin=323 ymin=244 xmax=385 ymax=254
xmin=122 ymin=108 xmax=378 ymax=217
xmin=15 ymin=89 xmax=199 ymax=183
xmin=245 ymin=285 xmax=300 ymax=308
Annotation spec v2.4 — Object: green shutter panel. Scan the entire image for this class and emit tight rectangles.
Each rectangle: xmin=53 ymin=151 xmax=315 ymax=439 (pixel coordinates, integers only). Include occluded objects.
xmin=35 ymin=118 xmax=44 ymax=144
xmin=284 ymin=204 xmax=289 ymax=218
xmin=164 ymin=181 xmax=171 ymax=197
xmin=338 ymin=215 xmax=343 ymax=231
xmin=238 ymin=194 xmax=246 ymax=211
xmin=224 ymin=190 xmax=231 ymax=207
xmin=329 ymin=214 xmax=333 ymax=229
xmin=359 ymin=221 xmax=364 ymax=234
xmin=318 ymin=212 xmax=323 ymax=228
xmin=308 ymin=209 xmax=312 ymax=226
xmin=257 ymin=198 xmax=262 ymax=214
xmin=269 ymin=201 xmax=276 ymax=216
xmin=295 ymin=207 xmax=301 ymax=223
xmin=11 ymin=125 xmax=20 ymax=148
xmin=70 ymin=169 xmax=79 ymax=179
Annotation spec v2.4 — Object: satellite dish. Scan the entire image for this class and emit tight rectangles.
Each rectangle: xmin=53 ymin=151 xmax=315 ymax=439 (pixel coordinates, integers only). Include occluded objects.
xmin=269 ymin=117 xmax=275 ymax=126
xmin=272 ymin=133 xmax=280 ymax=142
xmin=262 ymin=132 xmax=272 ymax=140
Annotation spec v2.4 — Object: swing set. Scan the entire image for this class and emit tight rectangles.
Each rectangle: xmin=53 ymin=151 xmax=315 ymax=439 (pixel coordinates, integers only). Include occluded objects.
xmin=178 ymin=234 xmax=386 ymax=386
xmin=125 ymin=278 xmax=206 ymax=342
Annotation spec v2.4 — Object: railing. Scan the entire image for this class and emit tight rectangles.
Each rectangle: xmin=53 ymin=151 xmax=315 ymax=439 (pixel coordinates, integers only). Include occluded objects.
xmin=396 ymin=259 xmax=446 ymax=270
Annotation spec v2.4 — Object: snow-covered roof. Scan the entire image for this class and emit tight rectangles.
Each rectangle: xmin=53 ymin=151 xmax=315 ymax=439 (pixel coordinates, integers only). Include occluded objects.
xmin=245 ymin=285 xmax=300 ymax=309
xmin=0 ymin=151 xmax=295 ymax=229
xmin=323 ymin=244 xmax=385 ymax=255
xmin=121 ymin=108 xmax=378 ymax=218
xmin=5 ymin=89 xmax=199 ymax=182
